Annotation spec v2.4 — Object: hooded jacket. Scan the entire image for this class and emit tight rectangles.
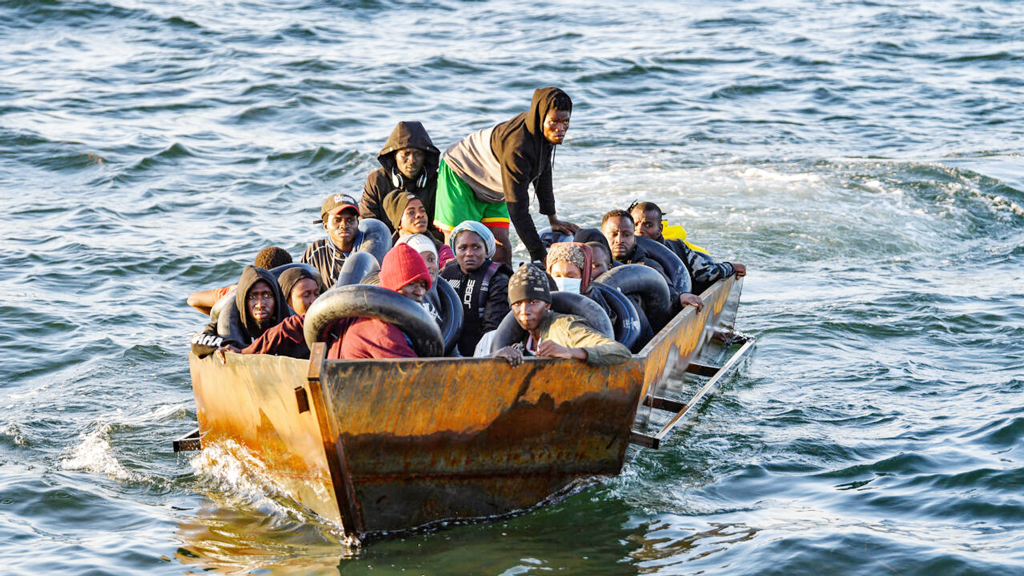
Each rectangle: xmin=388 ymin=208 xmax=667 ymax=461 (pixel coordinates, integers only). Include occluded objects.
xmin=189 ymin=265 xmax=288 ymax=358
xmin=443 ymin=87 xmax=572 ymax=262
xmin=361 ymin=121 xmax=441 ymax=234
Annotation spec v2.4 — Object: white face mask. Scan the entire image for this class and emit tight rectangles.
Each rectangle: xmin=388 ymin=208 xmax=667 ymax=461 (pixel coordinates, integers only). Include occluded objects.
xmin=553 ymin=277 xmax=582 ymax=294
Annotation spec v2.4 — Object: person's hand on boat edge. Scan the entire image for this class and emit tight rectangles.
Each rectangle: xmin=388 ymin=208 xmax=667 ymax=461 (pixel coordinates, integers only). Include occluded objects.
xmin=732 ymin=263 xmax=747 ymax=277
xmin=536 ymin=340 xmax=587 ymax=361
xmin=493 ymin=345 xmax=525 ymax=367
xmin=215 ymin=345 xmax=240 ymax=364
xmin=680 ymin=293 xmax=703 ymax=313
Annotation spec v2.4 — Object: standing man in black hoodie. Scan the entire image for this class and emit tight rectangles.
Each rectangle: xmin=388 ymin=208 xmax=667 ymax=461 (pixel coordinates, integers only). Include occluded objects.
xmin=435 ymin=87 xmax=579 ymax=266
xmin=360 ymin=121 xmax=441 ymax=237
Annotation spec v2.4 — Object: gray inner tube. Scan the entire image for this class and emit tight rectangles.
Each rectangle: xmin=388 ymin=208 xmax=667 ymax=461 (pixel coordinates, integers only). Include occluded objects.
xmin=490 ymin=291 xmax=614 ymax=352
xmin=215 ymin=290 xmax=250 ymax=347
xmin=594 ymin=264 xmax=672 ymax=332
xmin=268 ymin=262 xmax=321 ymax=283
xmin=303 ymin=284 xmax=444 ymax=357
xmin=433 ymin=278 xmax=463 ymax=355
xmin=336 ymin=252 xmax=380 ymax=287
xmin=357 ymin=218 xmax=393 ymax=265
xmin=589 ymin=282 xmax=641 ymax=352
xmin=538 ymin=226 xmax=573 ymax=251
xmin=208 ymin=287 xmax=235 ymax=326
xmin=636 ymin=236 xmax=692 ymax=294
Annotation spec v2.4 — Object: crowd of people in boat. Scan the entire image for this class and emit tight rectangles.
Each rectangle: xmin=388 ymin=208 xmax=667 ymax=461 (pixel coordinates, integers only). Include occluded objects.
xmin=189 ymin=87 xmax=745 ymax=367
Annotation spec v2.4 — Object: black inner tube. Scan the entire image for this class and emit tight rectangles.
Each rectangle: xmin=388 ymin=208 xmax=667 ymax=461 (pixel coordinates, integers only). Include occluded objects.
xmin=589 ymin=281 xmax=641 ymax=351
xmin=594 ymin=264 xmax=672 ymax=332
xmin=303 ymin=284 xmax=444 ymax=357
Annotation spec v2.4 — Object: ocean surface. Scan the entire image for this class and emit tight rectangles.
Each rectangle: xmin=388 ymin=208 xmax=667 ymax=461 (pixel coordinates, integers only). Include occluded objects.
xmin=1 ymin=0 xmax=1022 ymax=574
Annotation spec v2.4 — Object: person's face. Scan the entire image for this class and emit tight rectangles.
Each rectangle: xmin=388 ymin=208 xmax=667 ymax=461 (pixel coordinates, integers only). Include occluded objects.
xmin=542 ymin=109 xmax=571 ymax=144
xmin=455 ymin=231 xmax=486 ymax=273
xmin=602 ymin=217 xmax=635 ymax=260
xmin=419 ymin=250 xmax=439 ymax=284
xmin=397 ymin=279 xmax=428 ymax=303
xmin=246 ymin=280 xmax=276 ymax=323
xmin=399 ymin=199 xmax=428 ymax=235
xmin=324 ymin=209 xmax=359 ymax=249
xmin=548 ymin=260 xmax=582 ymax=279
xmin=395 ymin=148 xmax=426 ymax=180
xmin=632 ymin=208 xmax=663 ymax=240
xmin=591 ymin=249 xmax=611 ymax=278
xmin=288 ymin=278 xmax=319 ymax=315
xmin=512 ymin=299 xmax=550 ymax=332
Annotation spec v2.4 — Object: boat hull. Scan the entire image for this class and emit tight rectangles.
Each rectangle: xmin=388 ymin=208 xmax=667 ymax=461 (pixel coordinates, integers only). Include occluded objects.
xmin=187 ymin=276 xmax=744 ymax=538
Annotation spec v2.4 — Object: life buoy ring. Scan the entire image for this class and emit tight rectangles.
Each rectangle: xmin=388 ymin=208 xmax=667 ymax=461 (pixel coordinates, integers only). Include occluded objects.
xmin=357 ymin=218 xmax=393 ymax=265
xmin=594 ymin=264 xmax=672 ymax=332
xmin=303 ymin=284 xmax=444 ymax=357
xmin=635 ymin=237 xmax=692 ymax=294
xmin=336 ymin=252 xmax=380 ymax=287
xmin=489 ymin=291 xmax=614 ymax=352
xmin=588 ymin=281 xmax=641 ymax=352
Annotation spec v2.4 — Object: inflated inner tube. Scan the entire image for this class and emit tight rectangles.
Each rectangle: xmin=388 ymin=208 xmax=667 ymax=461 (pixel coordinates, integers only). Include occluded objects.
xmin=490 ymin=291 xmax=615 ymax=352
xmin=538 ymin=226 xmax=574 ymax=251
xmin=215 ymin=290 xmax=250 ymax=347
xmin=424 ymin=278 xmax=463 ymax=355
xmin=357 ymin=218 xmax=393 ymax=265
xmin=635 ymin=236 xmax=692 ymax=294
xmin=594 ymin=264 xmax=672 ymax=332
xmin=269 ymin=262 xmax=321 ymax=282
xmin=336 ymin=252 xmax=380 ymax=287
xmin=207 ymin=288 xmax=235 ymax=326
xmin=589 ymin=281 xmax=641 ymax=352
xmin=303 ymin=284 xmax=443 ymax=357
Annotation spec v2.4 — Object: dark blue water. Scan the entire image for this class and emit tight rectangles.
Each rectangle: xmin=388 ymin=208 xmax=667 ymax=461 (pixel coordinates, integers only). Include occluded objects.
xmin=1 ymin=1 xmax=1022 ymax=574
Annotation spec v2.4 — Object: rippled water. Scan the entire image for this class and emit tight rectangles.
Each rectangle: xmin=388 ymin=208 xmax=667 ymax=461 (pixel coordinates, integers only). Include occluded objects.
xmin=2 ymin=0 xmax=1022 ymax=574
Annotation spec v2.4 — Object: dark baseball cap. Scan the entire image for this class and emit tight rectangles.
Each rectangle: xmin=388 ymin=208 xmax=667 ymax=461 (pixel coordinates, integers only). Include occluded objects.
xmin=319 ymin=193 xmax=360 ymax=222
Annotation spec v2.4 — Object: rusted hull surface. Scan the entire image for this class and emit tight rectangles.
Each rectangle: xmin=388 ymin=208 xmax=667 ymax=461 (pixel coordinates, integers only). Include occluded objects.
xmin=188 ymin=353 xmax=341 ymax=526
xmin=315 ymin=356 xmax=645 ymax=533
xmin=638 ymin=275 xmax=742 ymax=401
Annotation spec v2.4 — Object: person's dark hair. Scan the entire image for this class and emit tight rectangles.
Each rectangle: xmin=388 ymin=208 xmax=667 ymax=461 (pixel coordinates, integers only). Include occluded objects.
xmin=586 ymin=241 xmax=611 ymax=264
xmin=629 ymin=200 xmax=663 ymax=220
xmin=602 ymin=209 xmax=634 ymax=227
xmin=552 ymin=91 xmax=573 ymax=112
xmin=254 ymin=246 xmax=292 ymax=269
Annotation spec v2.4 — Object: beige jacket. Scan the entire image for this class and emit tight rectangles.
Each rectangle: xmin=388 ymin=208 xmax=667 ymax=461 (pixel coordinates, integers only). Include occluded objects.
xmin=529 ymin=312 xmax=632 ymax=367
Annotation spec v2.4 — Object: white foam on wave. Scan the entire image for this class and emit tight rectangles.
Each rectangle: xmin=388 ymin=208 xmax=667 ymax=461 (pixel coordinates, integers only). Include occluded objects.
xmin=60 ymin=421 xmax=141 ymax=482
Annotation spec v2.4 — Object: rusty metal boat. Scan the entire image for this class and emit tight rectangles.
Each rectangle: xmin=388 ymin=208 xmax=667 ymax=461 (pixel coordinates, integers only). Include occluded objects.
xmin=180 ymin=275 xmax=753 ymax=540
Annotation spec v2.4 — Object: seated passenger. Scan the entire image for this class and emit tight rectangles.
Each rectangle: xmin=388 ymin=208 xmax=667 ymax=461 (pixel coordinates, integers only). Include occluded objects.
xmin=240 ymin=313 xmax=309 ymax=359
xmin=396 ymin=233 xmax=443 ymax=325
xmin=548 ymin=242 xmax=653 ymax=352
xmin=302 ymin=194 xmax=364 ymax=290
xmin=601 ymin=209 xmax=702 ymax=313
xmin=327 ymin=243 xmax=431 ymax=360
xmin=190 ymin=265 xmax=288 ymax=357
xmin=440 ymin=221 xmax=512 ymax=357
xmin=492 ymin=264 xmax=631 ymax=367
xmin=586 ymin=241 xmax=613 ymax=278
xmin=630 ymin=201 xmax=746 ymax=294
xmin=383 ymin=190 xmax=455 ymax=268
xmin=186 ymin=246 xmax=292 ymax=315
xmin=360 ymin=121 xmax=441 ymax=237
xmin=277 ymin=267 xmax=320 ymax=315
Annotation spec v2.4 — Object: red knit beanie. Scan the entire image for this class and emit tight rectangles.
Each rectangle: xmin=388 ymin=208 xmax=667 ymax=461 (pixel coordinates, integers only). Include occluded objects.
xmin=380 ymin=243 xmax=433 ymax=292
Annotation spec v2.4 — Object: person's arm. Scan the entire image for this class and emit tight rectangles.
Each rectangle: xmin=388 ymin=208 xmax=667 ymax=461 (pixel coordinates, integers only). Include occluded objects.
xmin=501 ymin=149 xmax=548 ymax=262
xmin=541 ymin=318 xmax=631 ymax=366
xmin=240 ymin=315 xmax=309 ymax=358
xmin=686 ymin=245 xmax=737 ymax=288
xmin=360 ymin=172 xmax=394 ymax=233
xmin=187 ymin=287 xmax=223 ymax=315
xmin=190 ymin=321 xmax=241 ymax=359
xmin=534 ymin=164 xmax=578 ymax=236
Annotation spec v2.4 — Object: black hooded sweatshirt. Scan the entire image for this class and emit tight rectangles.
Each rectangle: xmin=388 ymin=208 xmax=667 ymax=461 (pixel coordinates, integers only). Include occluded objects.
xmin=190 ymin=265 xmax=289 ymax=357
xmin=361 ymin=121 xmax=440 ymax=234
xmin=444 ymin=87 xmax=572 ymax=263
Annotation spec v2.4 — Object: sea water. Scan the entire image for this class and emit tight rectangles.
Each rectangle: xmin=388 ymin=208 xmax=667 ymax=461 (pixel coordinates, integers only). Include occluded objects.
xmin=1 ymin=1 xmax=1022 ymax=574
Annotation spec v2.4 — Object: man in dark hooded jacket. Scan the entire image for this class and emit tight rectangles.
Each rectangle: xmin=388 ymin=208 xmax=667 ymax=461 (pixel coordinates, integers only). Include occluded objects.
xmin=190 ymin=265 xmax=289 ymax=357
xmin=435 ymin=87 xmax=579 ymax=265
xmin=360 ymin=121 xmax=441 ymax=236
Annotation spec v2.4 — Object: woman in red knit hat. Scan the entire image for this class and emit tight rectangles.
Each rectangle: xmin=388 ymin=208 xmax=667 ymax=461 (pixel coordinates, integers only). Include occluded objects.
xmin=328 ymin=243 xmax=433 ymax=359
